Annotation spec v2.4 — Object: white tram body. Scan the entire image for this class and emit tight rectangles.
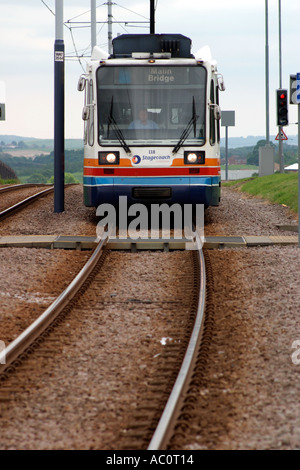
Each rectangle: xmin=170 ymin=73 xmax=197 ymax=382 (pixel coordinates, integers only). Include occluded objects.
xmin=78 ymin=34 xmax=225 ymax=207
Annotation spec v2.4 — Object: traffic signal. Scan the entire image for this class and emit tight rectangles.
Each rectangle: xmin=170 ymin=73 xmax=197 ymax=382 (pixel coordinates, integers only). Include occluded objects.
xmin=276 ymin=89 xmax=288 ymax=126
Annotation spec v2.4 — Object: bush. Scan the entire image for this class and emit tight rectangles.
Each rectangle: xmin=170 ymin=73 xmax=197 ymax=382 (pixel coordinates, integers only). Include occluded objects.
xmin=26 ymin=173 xmax=48 ymax=184
xmin=47 ymin=173 xmax=79 ymax=184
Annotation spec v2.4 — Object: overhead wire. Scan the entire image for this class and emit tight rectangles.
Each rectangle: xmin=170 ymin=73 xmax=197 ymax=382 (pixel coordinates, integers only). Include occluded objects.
xmin=111 ymin=16 xmax=130 ymax=35
xmin=67 ymin=26 xmax=86 ymax=72
xmin=40 ymin=0 xmax=152 ymax=70
xmin=114 ymin=3 xmax=149 ymax=20
xmin=78 ymin=22 xmax=107 ymax=59
xmin=65 ymin=3 xmax=106 ymax=23
xmin=65 ymin=12 xmax=107 ymax=70
xmin=40 ymin=0 xmax=91 ymax=70
xmin=40 ymin=0 xmax=55 ymax=16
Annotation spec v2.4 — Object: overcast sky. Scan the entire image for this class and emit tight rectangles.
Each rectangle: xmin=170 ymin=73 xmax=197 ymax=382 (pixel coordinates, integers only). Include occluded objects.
xmin=1 ymin=0 xmax=300 ymax=142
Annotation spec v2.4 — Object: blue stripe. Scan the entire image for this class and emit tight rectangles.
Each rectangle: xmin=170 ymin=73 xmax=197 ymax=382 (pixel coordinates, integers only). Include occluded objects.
xmin=83 ymin=175 xmax=220 ymax=187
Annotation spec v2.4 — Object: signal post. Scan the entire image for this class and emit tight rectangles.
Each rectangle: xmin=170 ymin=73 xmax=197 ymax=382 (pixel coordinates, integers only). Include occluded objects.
xmin=276 ymin=89 xmax=288 ymax=173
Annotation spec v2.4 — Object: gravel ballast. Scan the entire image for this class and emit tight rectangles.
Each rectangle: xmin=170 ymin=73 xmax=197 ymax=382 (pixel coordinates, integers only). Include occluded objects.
xmin=181 ymin=186 xmax=300 ymax=450
xmin=0 ymin=185 xmax=97 ymax=237
xmin=0 ymin=183 xmax=300 ymax=449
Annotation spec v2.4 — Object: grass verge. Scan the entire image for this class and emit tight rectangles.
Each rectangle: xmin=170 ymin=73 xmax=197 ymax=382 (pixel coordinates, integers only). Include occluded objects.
xmin=224 ymin=173 xmax=298 ymax=214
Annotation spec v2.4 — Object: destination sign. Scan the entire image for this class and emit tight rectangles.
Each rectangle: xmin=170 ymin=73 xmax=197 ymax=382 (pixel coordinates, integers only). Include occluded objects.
xmin=98 ymin=66 xmax=206 ymax=87
xmin=147 ymin=67 xmax=175 ymax=83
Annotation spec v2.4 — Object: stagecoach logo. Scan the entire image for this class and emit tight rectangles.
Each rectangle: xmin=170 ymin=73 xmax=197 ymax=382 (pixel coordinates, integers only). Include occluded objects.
xmin=132 ymin=155 xmax=141 ymax=165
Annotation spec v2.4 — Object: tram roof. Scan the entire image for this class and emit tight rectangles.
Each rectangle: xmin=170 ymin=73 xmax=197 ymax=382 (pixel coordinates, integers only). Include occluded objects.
xmin=111 ymin=34 xmax=194 ymax=59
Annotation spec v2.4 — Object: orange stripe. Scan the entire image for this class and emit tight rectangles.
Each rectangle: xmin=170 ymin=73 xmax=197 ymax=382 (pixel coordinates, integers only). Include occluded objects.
xmin=84 ymin=157 xmax=220 ymax=168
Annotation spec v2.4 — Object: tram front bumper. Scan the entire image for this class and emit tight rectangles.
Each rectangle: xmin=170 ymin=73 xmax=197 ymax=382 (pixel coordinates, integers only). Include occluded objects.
xmin=83 ymin=176 xmax=220 ymax=207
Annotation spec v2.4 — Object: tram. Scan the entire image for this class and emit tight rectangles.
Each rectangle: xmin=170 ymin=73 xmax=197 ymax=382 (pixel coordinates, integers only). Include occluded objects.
xmin=78 ymin=33 xmax=225 ymax=208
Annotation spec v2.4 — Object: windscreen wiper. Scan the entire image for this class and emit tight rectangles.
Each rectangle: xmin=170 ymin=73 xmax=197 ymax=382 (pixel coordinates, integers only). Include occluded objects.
xmin=172 ymin=97 xmax=199 ymax=154
xmin=108 ymin=115 xmax=131 ymax=154
xmin=107 ymin=97 xmax=131 ymax=154
xmin=106 ymin=96 xmax=114 ymax=139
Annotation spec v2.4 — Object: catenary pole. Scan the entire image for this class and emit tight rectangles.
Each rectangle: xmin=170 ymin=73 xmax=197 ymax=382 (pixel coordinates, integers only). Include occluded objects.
xmin=150 ymin=0 xmax=155 ymax=34
xmin=54 ymin=0 xmax=65 ymax=213
xmin=91 ymin=0 xmax=97 ymax=53
xmin=107 ymin=1 xmax=113 ymax=55
xmin=278 ymin=0 xmax=284 ymax=172
xmin=265 ymin=0 xmax=270 ymax=145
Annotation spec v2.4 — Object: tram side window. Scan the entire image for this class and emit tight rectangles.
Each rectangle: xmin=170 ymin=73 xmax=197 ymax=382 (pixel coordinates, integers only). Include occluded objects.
xmin=216 ymin=84 xmax=220 ymax=144
xmin=88 ymin=80 xmax=94 ymax=147
xmin=84 ymin=84 xmax=88 ymax=145
xmin=210 ymin=79 xmax=216 ymax=146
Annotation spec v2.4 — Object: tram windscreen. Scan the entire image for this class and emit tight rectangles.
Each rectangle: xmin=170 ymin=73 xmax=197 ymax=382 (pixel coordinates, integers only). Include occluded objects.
xmin=96 ymin=65 xmax=207 ymax=147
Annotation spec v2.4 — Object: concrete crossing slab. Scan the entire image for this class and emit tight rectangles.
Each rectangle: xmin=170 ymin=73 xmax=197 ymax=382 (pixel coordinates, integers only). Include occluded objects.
xmin=0 ymin=234 xmax=298 ymax=250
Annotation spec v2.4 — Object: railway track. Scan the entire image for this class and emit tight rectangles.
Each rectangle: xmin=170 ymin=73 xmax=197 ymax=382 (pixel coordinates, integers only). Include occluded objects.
xmin=148 ymin=235 xmax=206 ymax=450
xmin=0 ymin=184 xmax=54 ymax=221
xmin=0 ymin=227 xmax=210 ymax=450
xmin=0 ymin=231 xmax=109 ymax=377
xmin=0 ymin=183 xmax=52 ymax=194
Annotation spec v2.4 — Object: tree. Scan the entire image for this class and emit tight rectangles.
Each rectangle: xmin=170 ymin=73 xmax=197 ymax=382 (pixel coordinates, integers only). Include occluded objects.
xmin=26 ymin=173 xmax=48 ymax=184
xmin=247 ymin=139 xmax=275 ymax=166
xmin=47 ymin=173 xmax=79 ymax=184
xmin=17 ymin=141 xmax=27 ymax=149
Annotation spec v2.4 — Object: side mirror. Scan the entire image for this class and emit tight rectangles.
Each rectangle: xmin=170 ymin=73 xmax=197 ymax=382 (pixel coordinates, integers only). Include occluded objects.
xmin=214 ymin=105 xmax=221 ymax=120
xmin=218 ymin=74 xmax=226 ymax=92
xmin=82 ymin=106 xmax=90 ymax=121
xmin=210 ymin=104 xmax=221 ymax=120
xmin=77 ymin=77 xmax=86 ymax=92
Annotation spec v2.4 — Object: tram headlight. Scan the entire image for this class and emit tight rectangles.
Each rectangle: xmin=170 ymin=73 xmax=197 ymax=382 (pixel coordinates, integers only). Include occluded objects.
xmin=184 ymin=151 xmax=205 ymax=165
xmin=106 ymin=153 xmax=117 ymax=163
xmin=187 ymin=153 xmax=198 ymax=163
xmin=98 ymin=151 xmax=120 ymax=165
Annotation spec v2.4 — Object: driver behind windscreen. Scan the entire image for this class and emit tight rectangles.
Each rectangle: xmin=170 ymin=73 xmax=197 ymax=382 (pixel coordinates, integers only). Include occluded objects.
xmin=128 ymin=109 xmax=159 ymax=129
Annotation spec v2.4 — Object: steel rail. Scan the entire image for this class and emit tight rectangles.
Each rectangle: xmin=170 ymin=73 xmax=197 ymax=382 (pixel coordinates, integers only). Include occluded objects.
xmin=0 ymin=184 xmax=53 ymax=195
xmin=0 ymin=186 xmax=54 ymax=221
xmin=0 ymin=233 xmax=110 ymax=376
xmin=147 ymin=228 xmax=206 ymax=450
